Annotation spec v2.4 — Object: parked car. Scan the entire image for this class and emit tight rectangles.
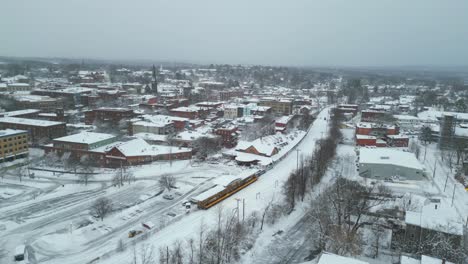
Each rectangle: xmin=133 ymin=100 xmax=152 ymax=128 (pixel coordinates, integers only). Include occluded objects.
xmin=163 ymin=194 xmax=174 ymax=200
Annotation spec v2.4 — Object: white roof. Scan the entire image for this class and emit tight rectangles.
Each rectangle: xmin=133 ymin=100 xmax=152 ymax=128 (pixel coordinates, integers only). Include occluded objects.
xmin=356 ymin=122 xmax=373 ymax=128
xmin=0 ymin=129 xmax=27 ymax=137
xmin=405 ymin=199 xmax=463 ymax=236
xmin=276 ymin=115 xmax=293 ymax=124
xmin=0 ymin=117 xmax=64 ymax=127
xmin=0 ymin=109 xmax=40 ymax=117
xmin=191 ymin=185 xmax=225 ymax=202
xmin=317 ymin=252 xmax=368 ymax=264
xmin=54 ymin=132 xmax=116 ymax=144
xmin=421 ymin=255 xmax=454 ymax=264
xmin=133 ymin=132 xmax=167 ymax=142
xmin=401 ymin=255 xmax=455 ymax=264
xmin=356 ymin=135 xmax=376 ymax=139
xmin=394 ymin=115 xmax=420 ymax=121
xmin=359 ymin=148 xmax=423 ymax=170
xmin=418 ymin=110 xmax=468 ymax=122
xmin=212 ymin=169 xmax=258 ymax=187
xmin=236 ymin=133 xmax=285 ymax=157
xmin=192 ymin=170 xmax=258 ymax=202
xmin=15 ymin=244 xmax=25 ymax=255
xmin=114 ymin=138 xmax=191 ymax=157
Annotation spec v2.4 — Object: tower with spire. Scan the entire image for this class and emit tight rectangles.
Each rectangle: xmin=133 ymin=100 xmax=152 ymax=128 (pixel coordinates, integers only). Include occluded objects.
xmin=151 ymin=65 xmax=158 ymax=94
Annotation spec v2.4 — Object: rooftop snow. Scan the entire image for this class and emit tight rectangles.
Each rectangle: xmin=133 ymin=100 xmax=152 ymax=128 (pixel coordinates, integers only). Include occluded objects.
xmin=418 ymin=110 xmax=468 ymax=122
xmin=317 ymin=252 xmax=368 ymax=264
xmin=0 ymin=129 xmax=28 ymax=137
xmin=54 ymin=132 xmax=116 ymax=144
xmin=0 ymin=109 xmax=40 ymax=117
xmin=114 ymin=138 xmax=191 ymax=157
xmin=405 ymin=199 xmax=463 ymax=236
xmin=0 ymin=117 xmax=64 ymax=127
xmin=276 ymin=115 xmax=293 ymax=124
xmin=359 ymin=148 xmax=423 ymax=170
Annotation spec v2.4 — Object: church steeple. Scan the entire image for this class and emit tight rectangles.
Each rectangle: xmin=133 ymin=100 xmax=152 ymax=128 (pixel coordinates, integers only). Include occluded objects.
xmin=151 ymin=64 xmax=158 ymax=94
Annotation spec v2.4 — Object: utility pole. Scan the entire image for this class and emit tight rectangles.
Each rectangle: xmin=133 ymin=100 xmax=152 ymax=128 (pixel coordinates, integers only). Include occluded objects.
xmin=242 ymin=199 xmax=245 ymax=223
xmin=432 ymin=159 xmax=437 ymax=179
xmin=296 ymin=149 xmax=300 ymax=172
xmin=235 ymin=198 xmax=240 ymax=224
xmin=423 ymin=145 xmax=427 ymax=162
xmin=451 ymin=183 xmax=456 ymax=206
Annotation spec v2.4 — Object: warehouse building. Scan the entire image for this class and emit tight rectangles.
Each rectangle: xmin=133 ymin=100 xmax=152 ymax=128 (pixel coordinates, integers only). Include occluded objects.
xmin=358 ymin=148 xmax=425 ymax=180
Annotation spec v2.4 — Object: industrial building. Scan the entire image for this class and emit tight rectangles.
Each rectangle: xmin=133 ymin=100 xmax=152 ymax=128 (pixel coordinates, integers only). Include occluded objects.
xmin=358 ymin=148 xmax=425 ymax=180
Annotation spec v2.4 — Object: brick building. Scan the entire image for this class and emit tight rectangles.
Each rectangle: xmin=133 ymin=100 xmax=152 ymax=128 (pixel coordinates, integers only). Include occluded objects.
xmin=386 ymin=134 xmax=409 ymax=147
xmin=84 ymin=108 xmax=136 ymax=126
xmin=214 ymin=126 xmax=239 ymax=148
xmin=361 ymin=110 xmax=387 ymax=122
xmin=0 ymin=117 xmax=66 ymax=144
xmin=275 ymin=115 xmax=293 ymax=133
xmin=170 ymin=106 xmax=208 ymax=119
xmin=45 ymin=132 xmax=117 ymax=162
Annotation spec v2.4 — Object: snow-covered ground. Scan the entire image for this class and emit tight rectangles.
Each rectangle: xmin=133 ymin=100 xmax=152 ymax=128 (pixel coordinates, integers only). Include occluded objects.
xmin=0 ymin=109 xmax=330 ymax=264
xmin=88 ymin=108 xmax=331 ymax=264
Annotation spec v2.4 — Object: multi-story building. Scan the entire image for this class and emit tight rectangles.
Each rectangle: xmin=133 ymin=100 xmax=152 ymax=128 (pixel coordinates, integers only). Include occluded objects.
xmin=6 ymin=83 xmax=31 ymax=92
xmin=32 ymin=87 xmax=94 ymax=107
xmin=84 ymin=107 xmax=136 ymax=126
xmin=258 ymin=98 xmax=292 ymax=115
xmin=0 ymin=129 xmax=29 ymax=162
xmin=223 ymin=105 xmax=239 ymax=120
xmin=214 ymin=126 xmax=239 ymax=148
xmin=361 ymin=110 xmax=387 ymax=122
xmin=131 ymin=119 xmax=175 ymax=135
xmin=170 ymin=106 xmax=208 ymax=119
xmin=275 ymin=115 xmax=293 ymax=133
xmin=0 ymin=117 xmax=66 ymax=144
xmin=6 ymin=94 xmax=63 ymax=112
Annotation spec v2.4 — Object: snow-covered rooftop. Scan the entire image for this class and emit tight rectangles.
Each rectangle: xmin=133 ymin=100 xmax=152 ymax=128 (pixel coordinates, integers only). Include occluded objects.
xmin=317 ymin=252 xmax=368 ymax=264
xmin=418 ymin=110 xmax=468 ymax=122
xmin=401 ymin=255 xmax=455 ymax=264
xmin=405 ymin=199 xmax=463 ymax=236
xmin=359 ymin=148 xmax=423 ymax=170
xmin=113 ymin=138 xmax=191 ymax=157
xmin=0 ymin=129 xmax=27 ymax=137
xmin=0 ymin=117 xmax=64 ymax=127
xmin=0 ymin=109 xmax=40 ymax=117
xmin=54 ymin=132 xmax=116 ymax=144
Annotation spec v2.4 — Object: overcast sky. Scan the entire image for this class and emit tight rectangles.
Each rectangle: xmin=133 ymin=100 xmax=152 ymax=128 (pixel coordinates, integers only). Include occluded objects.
xmin=1 ymin=0 xmax=467 ymax=67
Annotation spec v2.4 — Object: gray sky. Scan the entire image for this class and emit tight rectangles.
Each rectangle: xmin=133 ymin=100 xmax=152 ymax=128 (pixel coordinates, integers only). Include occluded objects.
xmin=1 ymin=0 xmax=468 ymax=67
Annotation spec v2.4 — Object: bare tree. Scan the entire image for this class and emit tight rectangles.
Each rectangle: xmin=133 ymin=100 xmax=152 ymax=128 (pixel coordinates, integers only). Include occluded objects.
xmin=90 ymin=197 xmax=113 ymax=221
xmin=159 ymin=174 xmax=176 ymax=191
xmin=409 ymin=141 xmax=421 ymax=159
xmin=44 ymin=151 xmax=59 ymax=167
xmin=307 ymin=178 xmax=390 ymax=255
xmin=260 ymin=200 xmax=273 ymax=231
xmin=193 ymin=136 xmax=222 ymax=160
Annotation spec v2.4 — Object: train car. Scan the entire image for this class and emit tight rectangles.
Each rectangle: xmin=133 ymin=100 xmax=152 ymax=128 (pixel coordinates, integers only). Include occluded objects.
xmin=193 ymin=170 xmax=258 ymax=209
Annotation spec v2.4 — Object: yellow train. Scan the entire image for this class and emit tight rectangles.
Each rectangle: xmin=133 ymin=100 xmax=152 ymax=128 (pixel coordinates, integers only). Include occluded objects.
xmin=193 ymin=170 xmax=258 ymax=209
